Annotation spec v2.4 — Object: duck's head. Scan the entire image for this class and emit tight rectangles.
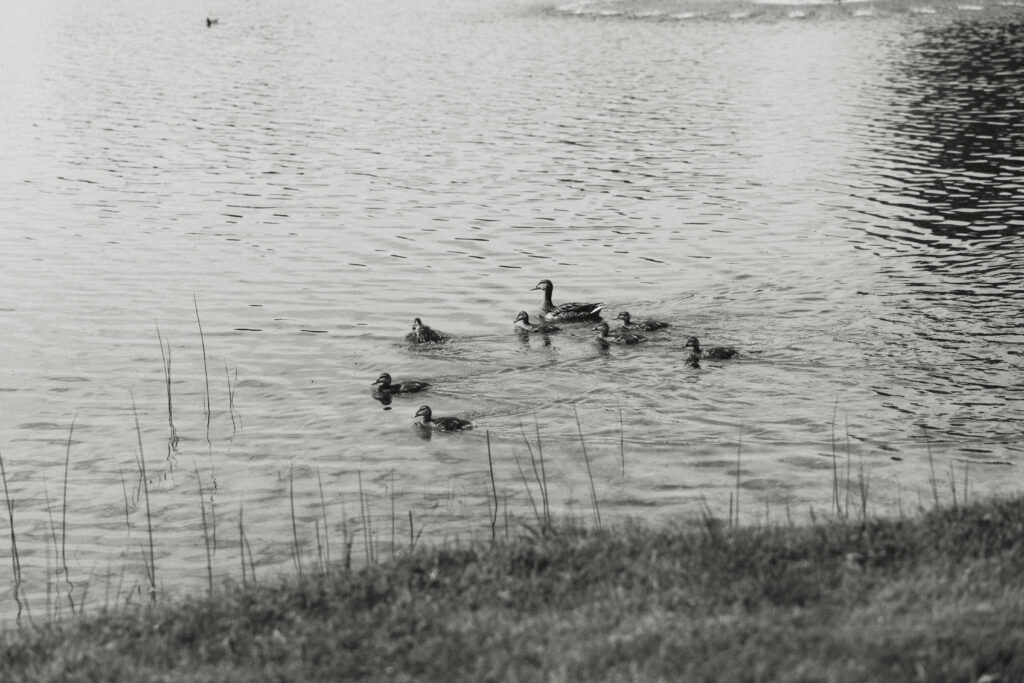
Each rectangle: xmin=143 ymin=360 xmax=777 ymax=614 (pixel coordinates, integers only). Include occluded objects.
xmin=514 ymin=311 xmax=530 ymax=323
xmin=411 ymin=317 xmax=424 ymax=329
xmin=532 ymin=279 xmax=553 ymax=292
xmin=372 ymin=372 xmax=392 ymax=386
xmin=593 ymin=322 xmax=610 ymax=334
xmin=683 ymin=337 xmax=700 ymax=351
xmin=615 ymin=312 xmax=632 ymax=323
xmin=414 ymin=405 xmax=432 ymax=420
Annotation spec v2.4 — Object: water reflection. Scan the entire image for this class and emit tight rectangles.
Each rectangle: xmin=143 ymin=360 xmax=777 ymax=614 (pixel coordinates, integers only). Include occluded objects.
xmin=865 ymin=17 xmax=1024 ymax=308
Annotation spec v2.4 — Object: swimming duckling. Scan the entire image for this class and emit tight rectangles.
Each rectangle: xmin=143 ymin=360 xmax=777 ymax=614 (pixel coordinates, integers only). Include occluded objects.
xmin=533 ymin=279 xmax=605 ymax=323
xmin=413 ymin=405 xmax=473 ymax=432
xmin=615 ymin=311 xmax=669 ymax=331
xmin=683 ymin=336 xmax=738 ymax=362
xmin=593 ymin=322 xmax=646 ymax=345
xmin=371 ymin=372 xmax=429 ymax=394
xmin=206 ymin=17 xmax=218 ymax=26
xmin=404 ymin=317 xmax=448 ymax=344
xmin=514 ymin=310 xmax=561 ymax=334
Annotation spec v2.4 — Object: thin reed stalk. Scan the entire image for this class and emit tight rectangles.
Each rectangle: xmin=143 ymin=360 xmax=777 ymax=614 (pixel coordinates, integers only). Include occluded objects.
xmin=923 ymin=426 xmax=940 ymax=507
xmin=511 ymin=451 xmax=543 ymax=532
xmin=503 ymin=493 xmax=510 ymax=541
xmin=407 ymin=510 xmax=424 ymax=552
xmin=963 ymin=460 xmax=970 ymax=506
xmin=244 ymin=535 xmax=257 ymax=583
xmin=42 ymin=479 xmax=62 ymax=619
xmin=358 ymin=470 xmax=374 ymax=565
xmin=238 ymin=503 xmax=248 ymax=590
xmin=156 ymin=326 xmax=179 ymax=450
xmin=342 ymin=509 xmax=353 ymax=570
xmin=317 ymin=468 xmax=330 ymax=568
xmin=535 ymin=416 xmax=550 ymax=528
xmin=195 ymin=463 xmax=214 ymax=597
xmin=390 ymin=469 xmax=396 ymax=559
xmin=193 ymin=294 xmax=212 ymax=436
xmin=315 ymin=521 xmax=325 ymax=574
xmin=61 ymin=415 xmax=77 ymax=615
xmin=734 ymin=422 xmax=743 ymax=528
xmin=948 ymin=460 xmax=958 ymax=509
xmin=858 ymin=447 xmax=869 ymax=520
xmin=572 ymin=405 xmax=601 ymax=529
xmin=486 ymin=431 xmax=499 ymax=544
xmin=0 ymin=448 xmax=26 ymax=625
xmin=617 ymin=398 xmax=625 ymax=476
xmin=289 ymin=467 xmax=303 ymax=578
xmin=132 ymin=398 xmax=157 ymax=604
xmin=118 ymin=467 xmax=133 ymax=547
xmin=518 ymin=419 xmax=550 ymax=533
xmin=225 ymin=362 xmax=239 ymax=434
xmin=844 ymin=416 xmax=852 ymax=521
xmin=830 ymin=399 xmax=840 ymax=518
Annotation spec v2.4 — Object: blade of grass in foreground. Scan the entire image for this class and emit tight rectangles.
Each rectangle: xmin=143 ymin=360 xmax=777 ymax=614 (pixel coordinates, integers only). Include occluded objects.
xmin=0 ymin=448 xmax=26 ymax=625
xmin=194 ymin=294 xmax=212 ymax=438
xmin=131 ymin=397 xmax=157 ymax=604
xmin=487 ymin=431 xmax=499 ymax=545
xmin=572 ymin=405 xmax=601 ymax=529
xmin=61 ymin=415 xmax=78 ymax=615
xmin=195 ymin=463 xmax=214 ymax=597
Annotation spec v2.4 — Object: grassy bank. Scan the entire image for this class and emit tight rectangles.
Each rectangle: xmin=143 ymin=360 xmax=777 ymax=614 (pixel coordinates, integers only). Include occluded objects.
xmin=2 ymin=497 xmax=1024 ymax=682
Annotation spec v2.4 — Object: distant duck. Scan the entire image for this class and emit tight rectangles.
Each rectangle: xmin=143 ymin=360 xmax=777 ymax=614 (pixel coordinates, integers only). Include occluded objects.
xmin=593 ymin=322 xmax=646 ymax=345
xmin=615 ymin=311 xmax=669 ymax=331
xmin=514 ymin=310 xmax=561 ymax=334
xmin=683 ymin=336 xmax=738 ymax=364
xmin=414 ymin=405 xmax=473 ymax=432
xmin=371 ymin=372 xmax=429 ymax=394
xmin=206 ymin=17 xmax=218 ymax=27
xmin=405 ymin=317 xmax=448 ymax=344
xmin=533 ymin=279 xmax=605 ymax=323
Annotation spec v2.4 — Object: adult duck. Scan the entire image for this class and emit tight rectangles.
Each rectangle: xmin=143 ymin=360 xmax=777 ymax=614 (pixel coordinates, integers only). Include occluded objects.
xmin=514 ymin=310 xmax=561 ymax=334
xmin=683 ymin=336 xmax=738 ymax=363
xmin=615 ymin=311 xmax=669 ymax=331
xmin=593 ymin=321 xmax=646 ymax=345
xmin=371 ymin=372 xmax=429 ymax=394
xmin=533 ymin=279 xmax=605 ymax=323
xmin=404 ymin=317 xmax=448 ymax=344
xmin=414 ymin=405 xmax=473 ymax=432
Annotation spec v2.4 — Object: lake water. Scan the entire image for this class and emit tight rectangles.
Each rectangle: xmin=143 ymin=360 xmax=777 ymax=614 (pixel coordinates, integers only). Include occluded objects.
xmin=1 ymin=0 xmax=1023 ymax=614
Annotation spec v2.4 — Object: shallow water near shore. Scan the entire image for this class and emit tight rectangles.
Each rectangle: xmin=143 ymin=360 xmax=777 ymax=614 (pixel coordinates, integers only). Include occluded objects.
xmin=1 ymin=0 xmax=1023 ymax=612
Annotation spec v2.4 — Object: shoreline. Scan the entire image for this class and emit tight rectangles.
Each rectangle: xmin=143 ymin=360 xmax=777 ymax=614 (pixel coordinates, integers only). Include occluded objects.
xmin=3 ymin=495 xmax=1023 ymax=681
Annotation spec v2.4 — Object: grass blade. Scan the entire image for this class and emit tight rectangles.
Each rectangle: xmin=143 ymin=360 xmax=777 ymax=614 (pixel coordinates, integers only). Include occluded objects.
xmin=61 ymin=415 xmax=78 ymax=615
xmin=0 ymin=448 xmax=25 ymax=625
xmin=572 ymin=405 xmax=601 ymax=529
xmin=131 ymin=397 xmax=157 ymax=604
xmin=194 ymin=294 xmax=211 ymax=437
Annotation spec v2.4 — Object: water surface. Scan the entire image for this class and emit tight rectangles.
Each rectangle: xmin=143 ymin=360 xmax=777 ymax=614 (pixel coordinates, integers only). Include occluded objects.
xmin=1 ymin=0 xmax=1022 ymax=612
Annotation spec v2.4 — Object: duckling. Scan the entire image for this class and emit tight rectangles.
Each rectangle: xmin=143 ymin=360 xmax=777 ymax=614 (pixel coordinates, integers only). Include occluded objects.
xmin=514 ymin=311 xmax=561 ymax=334
xmin=206 ymin=17 xmax=219 ymax=26
xmin=615 ymin=311 xmax=669 ymax=331
xmin=683 ymin=336 xmax=738 ymax=361
xmin=371 ymin=372 xmax=429 ymax=394
xmin=414 ymin=405 xmax=473 ymax=432
xmin=593 ymin=322 xmax=646 ymax=345
xmin=404 ymin=317 xmax=448 ymax=344
xmin=533 ymin=279 xmax=605 ymax=323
